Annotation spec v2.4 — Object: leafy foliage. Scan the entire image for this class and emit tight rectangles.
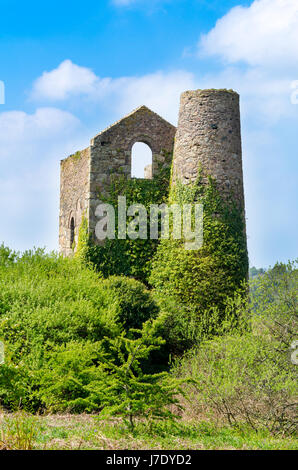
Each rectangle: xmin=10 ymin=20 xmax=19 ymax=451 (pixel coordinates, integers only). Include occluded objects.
xmin=175 ymin=261 xmax=298 ymax=435
xmin=250 ymin=259 xmax=298 ymax=350
xmin=154 ymin=286 xmax=248 ymax=355
xmin=81 ymin=168 xmax=171 ymax=284
xmin=0 ymin=243 xmax=17 ymax=266
xmin=98 ymin=317 xmax=184 ymax=430
xmin=0 ymin=249 xmax=160 ymax=411
xmin=150 ymin=174 xmax=249 ymax=347
xmin=101 ymin=276 xmax=159 ymax=330
xmin=249 ymin=266 xmax=266 ymax=279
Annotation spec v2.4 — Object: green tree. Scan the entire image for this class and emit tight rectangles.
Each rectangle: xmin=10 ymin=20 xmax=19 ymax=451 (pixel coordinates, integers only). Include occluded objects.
xmin=99 ymin=317 xmax=184 ymax=431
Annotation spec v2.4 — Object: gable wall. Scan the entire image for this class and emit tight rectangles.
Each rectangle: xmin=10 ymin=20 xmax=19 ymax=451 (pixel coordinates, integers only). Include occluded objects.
xmin=88 ymin=107 xmax=176 ymax=242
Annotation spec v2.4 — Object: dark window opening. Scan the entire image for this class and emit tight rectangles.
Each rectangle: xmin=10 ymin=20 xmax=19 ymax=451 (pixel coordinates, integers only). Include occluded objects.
xmin=70 ymin=217 xmax=75 ymax=248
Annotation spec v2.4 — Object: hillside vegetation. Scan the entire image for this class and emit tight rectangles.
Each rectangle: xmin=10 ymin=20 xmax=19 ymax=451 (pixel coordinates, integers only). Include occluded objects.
xmin=0 ymin=244 xmax=297 ymax=448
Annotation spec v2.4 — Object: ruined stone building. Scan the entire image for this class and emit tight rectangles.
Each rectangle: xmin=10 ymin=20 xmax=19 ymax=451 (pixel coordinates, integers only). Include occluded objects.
xmin=59 ymin=89 xmax=246 ymax=256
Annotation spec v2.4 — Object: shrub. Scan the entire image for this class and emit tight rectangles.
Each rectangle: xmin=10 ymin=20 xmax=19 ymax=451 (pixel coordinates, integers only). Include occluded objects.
xmin=0 ymin=248 xmax=160 ymax=411
xmin=150 ymin=175 xmax=248 ymax=338
xmin=101 ymin=276 xmax=159 ymax=330
xmin=0 ymin=244 xmax=17 ymax=266
xmin=154 ymin=284 xmax=248 ymax=356
xmin=98 ymin=317 xmax=184 ymax=431
xmin=250 ymin=259 xmax=298 ymax=350
xmin=176 ymin=333 xmax=297 ymax=435
xmin=175 ymin=262 xmax=298 ymax=435
xmin=34 ymin=341 xmax=108 ymax=412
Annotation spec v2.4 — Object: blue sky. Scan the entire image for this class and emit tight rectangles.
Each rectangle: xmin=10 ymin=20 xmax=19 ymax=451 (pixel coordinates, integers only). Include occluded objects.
xmin=0 ymin=0 xmax=297 ymax=268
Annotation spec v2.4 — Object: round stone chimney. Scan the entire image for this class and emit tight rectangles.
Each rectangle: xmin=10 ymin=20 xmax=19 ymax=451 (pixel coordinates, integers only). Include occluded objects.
xmin=172 ymin=89 xmax=245 ymax=209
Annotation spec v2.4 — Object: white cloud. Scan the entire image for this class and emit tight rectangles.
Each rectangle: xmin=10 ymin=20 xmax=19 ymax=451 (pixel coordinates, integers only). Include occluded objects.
xmin=106 ymin=70 xmax=195 ymax=123
xmin=200 ymin=0 xmax=298 ymax=68
xmin=0 ymin=107 xmax=80 ymax=148
xmin=31 ymin=57 xmax=294 ymax=126
xmin=31 ymin=61 xmax=195 ymax=124
xmin=0 ymin=107 xmax=89 ymax=252
xmin=194 ymin=67 xmax=295 ymax=124
xmin=31 ymin=60 xmax=111 ymax=101
xmin=196 ymin=0 xmax=298 ymax=125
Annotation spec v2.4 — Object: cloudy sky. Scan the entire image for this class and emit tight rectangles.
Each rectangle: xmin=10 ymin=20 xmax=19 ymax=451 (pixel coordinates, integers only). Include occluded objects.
xmin=0 ymin=0 xmax=297 ymax=268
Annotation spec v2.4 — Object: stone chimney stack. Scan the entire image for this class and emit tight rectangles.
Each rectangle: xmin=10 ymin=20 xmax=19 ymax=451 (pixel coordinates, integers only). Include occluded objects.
xmin=172 ymin=89 xmax=245 ymax=210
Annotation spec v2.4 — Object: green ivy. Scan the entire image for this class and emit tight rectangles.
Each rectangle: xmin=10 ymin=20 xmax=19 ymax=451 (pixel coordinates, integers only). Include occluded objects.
xmin=77 ymin=164 xmax=248 ymax=340
xmin=75 ymin=213 xmax=89 ymax=262
xmin=82 ymin=167 xmax=171 ymax=284
xmin=150 ymin=172 xmax=249 ymax=328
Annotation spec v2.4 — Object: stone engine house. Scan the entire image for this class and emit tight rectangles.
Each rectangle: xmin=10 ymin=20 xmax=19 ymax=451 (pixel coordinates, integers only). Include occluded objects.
xmin=59 ymin=89 xmax=246 ymax=256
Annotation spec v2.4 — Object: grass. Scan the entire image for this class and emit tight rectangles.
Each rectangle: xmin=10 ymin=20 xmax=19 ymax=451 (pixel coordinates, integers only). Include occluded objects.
xmin=0 ymin=412 xmax=297 ymax=450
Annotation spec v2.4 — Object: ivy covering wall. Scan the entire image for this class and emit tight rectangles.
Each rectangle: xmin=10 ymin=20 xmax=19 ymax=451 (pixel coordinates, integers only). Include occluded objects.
xmin=78 ymin=167 xmax=171 ymax=285
xmin=77 ymin=162 xmax=248 ymax=316
xmin=150 ymin=173 xmax=248 ymax=314
xmin=75 ymin=155 xmax=248 ymax=351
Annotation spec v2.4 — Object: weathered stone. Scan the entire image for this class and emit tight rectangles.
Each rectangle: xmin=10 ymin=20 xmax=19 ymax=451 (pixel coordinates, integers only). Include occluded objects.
xmin=59 ymin=106 xmax=176 ymax=255
xmin=59 ymin=147 xmax=90 ymax=257
xmin=59 ymin=91 xmax=247 ymax=257
xmin=172 ymin=89 xmax=245 ymax=210
xmin=144 ymin=164 xmax=152 ymax=179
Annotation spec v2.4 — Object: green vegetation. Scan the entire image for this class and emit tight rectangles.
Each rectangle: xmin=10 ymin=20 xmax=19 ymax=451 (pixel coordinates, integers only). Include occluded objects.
xmin=0 ymin=246 xmax=162 ymax=413
xmin=0 ymin=243 xmax=296 ymax=448
xmin=0 ymin=179 xmax=297 ymax=452
xmin=150 ymin=174 xmax=248 ymax=352
xmin=151 ymin=174 xmax=248 ymax=310
xmin=249 ymin=266 xmax=266 ymax=279
xmin=1 ymin=413 xmax=297 ymax=450
xmin=77 ymin=172 xmax=249 ymax=354
xmin=175 ymin=260 xmax=298 ymax=436
xmin=81 ymin=168 xmax=171 ymax=284
xmin=98 ymin=317 xmax=183 ymax=431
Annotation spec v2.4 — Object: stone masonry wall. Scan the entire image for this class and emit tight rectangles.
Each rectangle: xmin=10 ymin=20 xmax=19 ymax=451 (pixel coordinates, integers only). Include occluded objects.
xmin=172 ymin=89 xmax=245 ymax=209
xmin=59 ymin=105 xmax=176 ymax=253
xmin=144 ymin=164 xmax=152 ymax=179
xmin=59 ymin=92 xmax=247 ymax=255
xmin=88 ymin=106 xmax=176 ymax=241
xmin=59 ymin=147 xmax=90 ymax=256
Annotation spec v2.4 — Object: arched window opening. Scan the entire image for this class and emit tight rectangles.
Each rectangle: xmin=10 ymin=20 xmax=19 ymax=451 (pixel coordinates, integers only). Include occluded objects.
xmin=131 ymin=142 xmax=152 ymax=179
xmin=70 ymin=217 xmax=75 ymax=248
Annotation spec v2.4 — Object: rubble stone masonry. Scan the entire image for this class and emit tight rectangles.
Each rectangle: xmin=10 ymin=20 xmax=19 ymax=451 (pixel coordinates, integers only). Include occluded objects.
xmin=59 ymin=90 xmax=246 ymax=255
xmin=172 ymin=89 xmax=245 ymax=210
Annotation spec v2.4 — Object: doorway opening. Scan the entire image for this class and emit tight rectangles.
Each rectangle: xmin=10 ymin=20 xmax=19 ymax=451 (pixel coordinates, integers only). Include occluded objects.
xmin=70 ymin=217 xmax=75 ymax=248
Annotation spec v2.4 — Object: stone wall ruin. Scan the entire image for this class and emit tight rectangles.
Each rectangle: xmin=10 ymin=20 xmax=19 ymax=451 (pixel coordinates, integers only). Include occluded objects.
xmin=59 ymin=105 xmax=176 ymax=256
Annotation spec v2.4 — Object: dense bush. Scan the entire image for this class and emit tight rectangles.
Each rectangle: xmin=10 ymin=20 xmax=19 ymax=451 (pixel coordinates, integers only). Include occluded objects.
xmin=175 ymin=262 xmax=298 ymax=435
xmin=0 ymin=248 xmax=159 ymax=411
xmin=177 ymin=334 xmax=297 ymax=435
xmin=154 ymin=287 xmax=248 ymax=355
xmin=150 ymin=175 xmax=248 ymax=344
xmin=101 ymin=276 xmax=159 ymax=330
xmin=0 ymin=241 xmax=296 ymax=437
xmin=98 ymin=316 xmax=184 ymax=430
